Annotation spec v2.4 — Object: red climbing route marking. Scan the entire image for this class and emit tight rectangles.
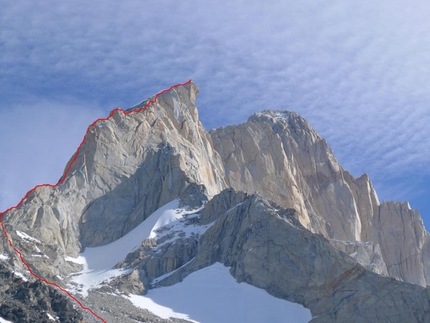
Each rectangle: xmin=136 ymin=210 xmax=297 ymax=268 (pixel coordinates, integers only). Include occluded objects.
xmin=0 ymin=79 xmax=193 ymax=323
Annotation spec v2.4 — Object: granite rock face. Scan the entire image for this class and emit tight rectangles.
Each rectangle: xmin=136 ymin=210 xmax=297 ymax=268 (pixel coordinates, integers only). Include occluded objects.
xmin=210 ymin=110 xmax=377 ymax=242
xmin=373 ymin=201 xmax=430 ymax=286
xmin=329 ymin=239 xmax=388 ymax=276
xmin=154 ymin=190 xmax=430 ymax=323
xmin=1 ymin=81 xmax=430 ymax=322
xmin=2 ymin=82 xmax=225 ymax=267
xmin=210 ymin=110 xmax=430 ymax=286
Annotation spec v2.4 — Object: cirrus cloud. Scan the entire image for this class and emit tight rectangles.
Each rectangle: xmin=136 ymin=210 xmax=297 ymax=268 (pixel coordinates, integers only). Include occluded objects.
xmin=1 ymin=0 xmax=430 ymax=226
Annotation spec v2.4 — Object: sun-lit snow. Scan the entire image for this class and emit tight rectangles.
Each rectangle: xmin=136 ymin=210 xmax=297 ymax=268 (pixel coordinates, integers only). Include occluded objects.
xmin=0 ymin=254 xmax=8 ymax=260
xmin=225 ymin=202 xmax=244 ymax=214
xmin=0 ymin=317 xmax=13 ymax=323
xmin=66 ymin=200 xmax=208 ymax=297
xmin=71 ymin=200 xmax=180 ymax=272
xmin=274 ymin=111 xmax=290 ymax=121
xmin=148 ymin=204 xmax=189 ymax=239
xmin=68 ymin=267 xmax=129 ymax=297
xmin=13 ymin=271 xmax=27 ymax=282
xmin=31 ymin=254 xmax=49 ymax=259
xmin=46 ymin=313 xmax=56 ymax=321
xmin=127 ymin=263 xmax=312 ymax=323
xmin=65 ymin=256 xmax=86 ymax=265
xmin=153 ymin=206 xmax=212 ymax=250
xmin=16 ymin=230 xmax=41 ymax=244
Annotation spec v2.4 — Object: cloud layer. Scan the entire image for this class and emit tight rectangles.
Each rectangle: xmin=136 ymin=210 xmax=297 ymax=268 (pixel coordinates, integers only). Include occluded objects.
xmin=1 ymin=0 xmax=430 ymax=226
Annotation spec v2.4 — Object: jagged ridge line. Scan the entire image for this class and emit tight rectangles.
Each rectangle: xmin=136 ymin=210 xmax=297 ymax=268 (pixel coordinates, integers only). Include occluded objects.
xmin=0 ymin=79 xmax=193 ymax=323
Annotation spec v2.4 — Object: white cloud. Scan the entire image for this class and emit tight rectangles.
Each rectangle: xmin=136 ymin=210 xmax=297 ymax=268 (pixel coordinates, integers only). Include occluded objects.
xmin=1 ymin=0 xmax=430 ymax=224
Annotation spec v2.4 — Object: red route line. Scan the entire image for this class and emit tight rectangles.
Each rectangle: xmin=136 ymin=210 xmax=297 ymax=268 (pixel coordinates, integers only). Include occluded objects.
xmin=0 ymin=79 xmax=193 ymax=323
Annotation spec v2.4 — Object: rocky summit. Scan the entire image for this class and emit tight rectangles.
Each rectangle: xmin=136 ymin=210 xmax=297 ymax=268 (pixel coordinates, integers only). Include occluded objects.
xmin=1 ymin=81 xmax=430 ymax=323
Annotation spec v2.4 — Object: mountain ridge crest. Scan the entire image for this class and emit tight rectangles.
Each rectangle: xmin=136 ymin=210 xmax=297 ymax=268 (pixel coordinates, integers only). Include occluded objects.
xmin=1 ymin=80 xmax=430 ymax=323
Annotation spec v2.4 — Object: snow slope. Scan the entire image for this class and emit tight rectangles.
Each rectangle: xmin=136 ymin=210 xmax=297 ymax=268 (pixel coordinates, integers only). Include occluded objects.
xmin=73 ymin=199 xmax=181 ymax=271
xmin=63 ymin=199 xmax=310 ymax=323
xmin=127 ymin=262 xmax=312 ymax=323
xmin=66 ymin=200 xmax=203 ymax=296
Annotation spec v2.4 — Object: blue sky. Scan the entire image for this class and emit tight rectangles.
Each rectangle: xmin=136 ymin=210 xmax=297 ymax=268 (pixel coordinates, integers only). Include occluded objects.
xmin=1 ymin=0 xmax=430 ymax=229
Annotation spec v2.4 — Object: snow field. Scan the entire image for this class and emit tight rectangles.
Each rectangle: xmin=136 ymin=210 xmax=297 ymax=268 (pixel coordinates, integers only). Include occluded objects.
xmin=127 ymin=262 xmax=312 ymax=323
xmin=61 ymin=199 xmax=311 ymax=323
xmin=66 ymin=200 xmax=205 ymax=297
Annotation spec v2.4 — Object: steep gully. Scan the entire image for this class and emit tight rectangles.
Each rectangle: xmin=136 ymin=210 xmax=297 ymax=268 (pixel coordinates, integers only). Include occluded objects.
xmin=0 ymin=79 xmax=193 ymax=323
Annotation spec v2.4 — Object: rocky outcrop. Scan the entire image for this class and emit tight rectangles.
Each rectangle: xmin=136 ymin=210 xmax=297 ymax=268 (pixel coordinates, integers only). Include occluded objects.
xmin=329 ymin=240 xmax=388 ymax=276
xmin=66 ymin=83 xmax=226 ymax=248
xmin=372 ymin=201 xmax=430 ymax=286
xmin=2 ymin=82 xmax=225 ymax=272
xmin=117 ymin=235 xmax=199 ymax=283
xmin=0 ymin=263 xmax=83 ymax=323
xmin=210 ymin=110 xmax=430 ymax=286
xmin=210 ymin=110 xmax=378 ymax=242
xmin=155 ymin=190 xmax=430 ymax=323
xmin=1 ymin=81 xmax=430 ymax=322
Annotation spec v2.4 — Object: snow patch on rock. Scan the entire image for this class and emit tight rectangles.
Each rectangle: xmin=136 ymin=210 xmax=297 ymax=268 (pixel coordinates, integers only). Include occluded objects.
xmin=16 ymin=230 xmax=41 ymax=244
xmin=13 ymin=271 xmax=27 ymax=282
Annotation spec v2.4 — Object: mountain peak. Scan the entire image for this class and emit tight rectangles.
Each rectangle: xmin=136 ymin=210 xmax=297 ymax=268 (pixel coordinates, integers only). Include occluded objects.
xmin=248 ymin=109 xmax=322 ymax=142
xmin=1 ymin=81 xmax=430 ymax=323
xmin=251 ymin=109 xmax=292 ymax=120
xmin=127 ymin=81 xmax=199 ymax=124
xmin=248 ymin=109 xmax=295 ymax=125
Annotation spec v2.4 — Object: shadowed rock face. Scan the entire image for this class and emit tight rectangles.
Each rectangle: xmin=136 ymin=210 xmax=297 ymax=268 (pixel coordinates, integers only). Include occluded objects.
xmin=1 ymin=81 xmax=430 ymax=322
xmin=154 ymin=190 xmax=430 ymax=323
xmin=2 ymin=82 xmax=225 ymax=258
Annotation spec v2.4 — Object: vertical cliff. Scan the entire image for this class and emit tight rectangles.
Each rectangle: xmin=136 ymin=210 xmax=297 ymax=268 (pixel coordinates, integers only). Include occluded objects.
xmin=211 ymin=110 xmax=430 ymax=286
xmin=1 ymin=81 xmax=430 ymax=323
